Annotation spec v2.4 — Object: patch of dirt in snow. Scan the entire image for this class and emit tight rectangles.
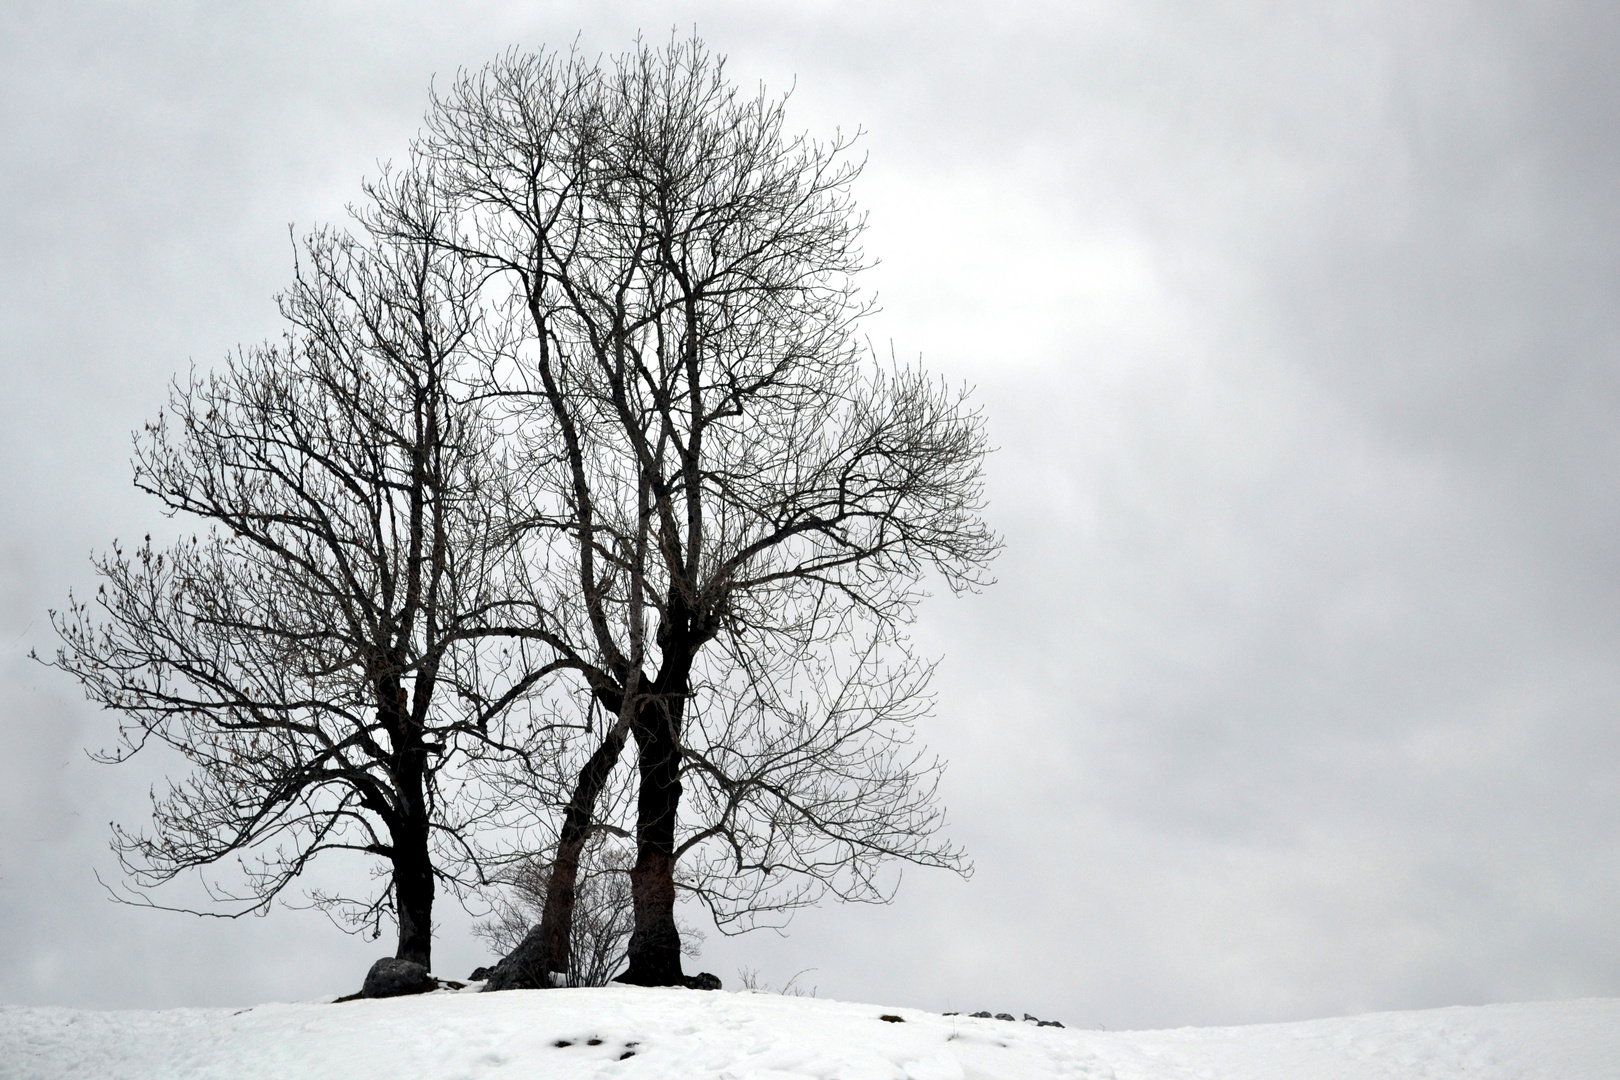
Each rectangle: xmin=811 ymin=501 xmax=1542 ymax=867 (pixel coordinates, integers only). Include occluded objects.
xmin=2 ymin=990 xmax=1617 ymax=1080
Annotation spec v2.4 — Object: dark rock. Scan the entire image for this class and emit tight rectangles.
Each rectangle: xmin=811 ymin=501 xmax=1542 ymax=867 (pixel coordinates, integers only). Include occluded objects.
xmin=1038 ymin=1020 xmax=1065 ymax=1028
xmin=361 ymin=957 xmax=439 ymax=998
xmin=467 ymin=966 xmax=493 ymax=982
xmin=995 ymin=1013 xmax=1016 ymax=1021
xmin=1024 ymin=1013 xmax=1039 ymax=1022
xmin=943 ymin=1012 xmax=959 ymax=1017
xmin=683 ymin=971 xmax=722 ymax=991
xmin=879 ymin=1014 xmax=905 ymax=1023
xmin=482 ymin=956 xmax=560 ymax=991
xmin=481 ymin=925 xmax=556 ymax=991
xmin=970 ymin=1011 xmax=993 ymax=1018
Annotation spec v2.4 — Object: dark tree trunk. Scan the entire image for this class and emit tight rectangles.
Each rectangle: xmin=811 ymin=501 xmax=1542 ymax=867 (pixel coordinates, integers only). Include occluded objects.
xmin=393 ymin=829 xmax=435 ymax=968
xmin=484 ymin=714 xmax=630 ymax=991
xmin=391 ymin=683 xmax=434 ymax=970
xmin=539 ymin=718 xmax=631 ymax=974
xmin=617 ymin=691 xmax=686 ymax=986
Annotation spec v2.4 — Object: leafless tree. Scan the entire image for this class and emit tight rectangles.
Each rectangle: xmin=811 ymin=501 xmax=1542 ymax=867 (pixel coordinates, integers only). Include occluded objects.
xmin=385 ymin=36 xmax=1000 ymax=986
xmin=41 ymin=185 xmax=558 ymax=970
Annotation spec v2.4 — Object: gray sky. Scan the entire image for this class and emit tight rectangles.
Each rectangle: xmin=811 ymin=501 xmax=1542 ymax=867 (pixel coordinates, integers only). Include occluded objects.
xmin=3 ymin=1 xmax=1617 ymax=1030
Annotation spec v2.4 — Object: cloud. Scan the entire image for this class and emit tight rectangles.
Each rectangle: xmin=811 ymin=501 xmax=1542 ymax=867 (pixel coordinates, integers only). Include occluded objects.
xmin=1 ymin=0 xmax=1616 ymax=1026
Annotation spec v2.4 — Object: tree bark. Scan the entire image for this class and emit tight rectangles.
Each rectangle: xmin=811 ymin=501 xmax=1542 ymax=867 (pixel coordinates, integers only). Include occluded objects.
xmin=538 ymin=718 xmax=630 ymax=974
xmin=617 ymin=691 xmax=686 ymax=986
xmin=393 ymin=830 xmax=435 ymax=968
xmin=391 ymin=683 xmax=435 ymax=970
xmin=485 ymin=715 xmax=631 ymax=990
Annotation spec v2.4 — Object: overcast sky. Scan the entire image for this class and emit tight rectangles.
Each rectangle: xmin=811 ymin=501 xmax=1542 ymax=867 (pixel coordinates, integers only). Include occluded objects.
xmin=3 ymin=1 xmax=1617 ymax=1031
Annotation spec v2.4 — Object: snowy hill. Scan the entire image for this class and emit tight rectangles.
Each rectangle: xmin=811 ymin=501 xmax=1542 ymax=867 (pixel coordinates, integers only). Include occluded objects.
xmin=3 ymin=987 xmax=1616 ymax=1079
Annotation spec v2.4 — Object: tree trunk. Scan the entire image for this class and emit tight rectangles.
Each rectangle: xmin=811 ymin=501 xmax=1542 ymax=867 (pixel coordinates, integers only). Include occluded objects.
xmin=392 ymin=683 xmax=434 ymax=970
xmin=485 ymin=716 xmax=630 ymax=991
xmin=617 ymin=693 xmax=686 ymax=986
xmin=539 ymin=718 xmax=630 ymax=975
xmin=393 ymin=824 xmax=435 ymax=969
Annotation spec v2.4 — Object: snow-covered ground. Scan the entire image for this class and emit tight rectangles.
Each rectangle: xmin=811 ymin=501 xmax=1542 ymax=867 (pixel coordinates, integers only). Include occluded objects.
xmin=3 ymin=987 xmax=1616 ymax=1079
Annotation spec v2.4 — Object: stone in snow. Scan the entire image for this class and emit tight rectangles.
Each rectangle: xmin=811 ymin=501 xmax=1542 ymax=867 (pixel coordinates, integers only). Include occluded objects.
xmin=361 ymin=957 xmax=438 ymax=998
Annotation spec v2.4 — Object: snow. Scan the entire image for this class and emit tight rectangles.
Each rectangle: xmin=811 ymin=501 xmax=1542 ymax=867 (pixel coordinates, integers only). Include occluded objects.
xmin=3 ymin=987 xmax=1616 ymax=1079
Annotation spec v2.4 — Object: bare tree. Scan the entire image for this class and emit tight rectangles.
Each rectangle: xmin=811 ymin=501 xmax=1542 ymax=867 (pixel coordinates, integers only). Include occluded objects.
xmin=387 ymin=36 xmax=1000 ymax=986
xmin=41 ymin=187 xmax=555 ymax=970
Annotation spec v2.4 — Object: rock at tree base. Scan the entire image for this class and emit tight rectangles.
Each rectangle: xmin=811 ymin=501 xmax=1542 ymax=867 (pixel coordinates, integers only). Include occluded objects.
xmin=361 ymin=957 xmax=438 ymax=998
xmin=467 ymin=966 xmax=493 ymax=982
xmin=683 ymin=972 xmax=722 ymax=991
xmin=482 ymin=958 xmax=554 ymax=991
xmin=481 ymin=925 xmax=555 ymax=991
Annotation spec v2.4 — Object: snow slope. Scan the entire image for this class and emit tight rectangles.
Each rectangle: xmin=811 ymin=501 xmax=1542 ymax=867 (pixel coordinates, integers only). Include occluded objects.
xmin=3 ymin=987 xmax=1616 ymax=1079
